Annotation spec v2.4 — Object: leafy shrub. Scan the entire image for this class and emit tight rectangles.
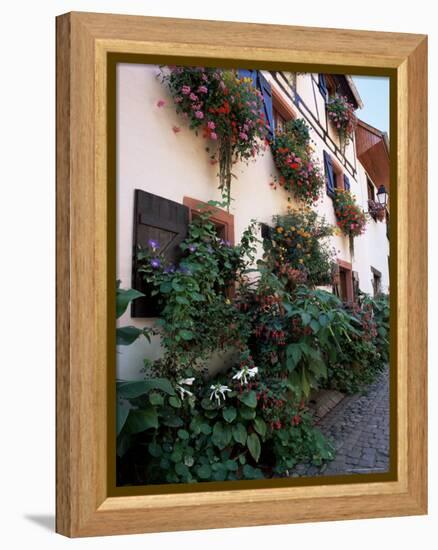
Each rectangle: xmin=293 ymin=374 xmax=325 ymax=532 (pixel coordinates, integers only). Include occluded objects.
xmin=323 ymin=293 xmax=389 ymax=394
xmin=264 ymin=207 xmax=335 ymax=287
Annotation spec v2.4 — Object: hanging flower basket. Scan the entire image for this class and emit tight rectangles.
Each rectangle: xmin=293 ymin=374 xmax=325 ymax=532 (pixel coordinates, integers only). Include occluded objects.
xmin=159 ymin=66 xmax=268 ymax=207
xmin=270 ymin=119 xmax=325 ymax=205
xmin=327 ymin=95 xmax=357 ymax=153
xmin=368 ymin=199 xmax=386 ymax=222
xmin=332 ymin=189 xmax=367 ymax=238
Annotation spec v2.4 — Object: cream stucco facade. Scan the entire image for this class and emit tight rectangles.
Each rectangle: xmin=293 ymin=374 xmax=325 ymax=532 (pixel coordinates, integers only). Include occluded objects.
xmin=116 ymin=63 xmax=390 ymax=379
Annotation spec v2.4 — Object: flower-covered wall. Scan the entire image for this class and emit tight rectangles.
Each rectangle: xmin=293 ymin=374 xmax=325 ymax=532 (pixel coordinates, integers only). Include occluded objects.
xmin=116 ymin=63 xmax=390 ymax=379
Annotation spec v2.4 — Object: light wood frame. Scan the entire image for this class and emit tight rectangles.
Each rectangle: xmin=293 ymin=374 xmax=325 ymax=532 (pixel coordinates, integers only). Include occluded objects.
xmin=56 ymin=11 xmax=427 ymax=537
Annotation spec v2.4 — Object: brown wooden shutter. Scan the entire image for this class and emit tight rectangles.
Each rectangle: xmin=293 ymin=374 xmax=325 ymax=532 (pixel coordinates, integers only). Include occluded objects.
xmin=131 ymin=190 xmax=189 ymax=317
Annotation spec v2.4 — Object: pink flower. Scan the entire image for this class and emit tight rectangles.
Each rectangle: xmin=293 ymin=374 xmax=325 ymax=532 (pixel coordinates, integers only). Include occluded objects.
xmin=198 ymin=85 xmax=208 ymax=94
xmin=207 ymin=121 xmax=216 ymax=130
xmin=210 ymin=132 xmax=218 ymax=140
xmin=172 ymin=125 xmax=181 ymax=133
xmin=189 ymin=92 xmax=198 ymax=101
xmin=181 ymin=85 xmax=191 ymax=95
xmin=195 ymin=111 xmax=204 ymax=119
xmin=156 ymin=99 xmax=166 ymax=108
xmin=174 ymin=96 xmax=183 ymax=103
xmin=239 ymin=132 xmax=248 ymax=140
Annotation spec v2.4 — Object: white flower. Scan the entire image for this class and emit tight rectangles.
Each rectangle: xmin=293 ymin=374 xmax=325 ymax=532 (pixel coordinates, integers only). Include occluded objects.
xmin=209 ymin=383 xmax=231 ymax=405
xmin=232 ymin=365 xmax=258 ymax=385
xmin=178 ymin=377 xmax=195 ymax=386
xmin=176 ymin=377 xmax=196 ymax=400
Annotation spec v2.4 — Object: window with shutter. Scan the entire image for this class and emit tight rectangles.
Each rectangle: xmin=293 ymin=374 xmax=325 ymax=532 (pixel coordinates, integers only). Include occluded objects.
xmin=257 ymin=71 xmax=274 ymax=141
xmin=183 ymin=197 xmax=235 ymax=245
xmin=237 ymin=69 xmax=258 ymax=88
xmin=131 ymin=190 xmax=189 ymax=318
xmin=343 ymin=174 xmax=351 ymax=191
xmin=318 ymin=74 xmax=328 ymax=99
xmin=323 ymin=150 xmax=335 ymax=197
xmin=237 ymin=69 xmax=274 ymax=141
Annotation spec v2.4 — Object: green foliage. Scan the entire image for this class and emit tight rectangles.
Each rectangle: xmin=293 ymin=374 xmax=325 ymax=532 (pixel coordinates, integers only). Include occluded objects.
xmin=323 ymin=293 xmax=389 ymax=393
xmin=135 ymin=206 xmax=258 ymax=378
xmin=116 ymin=210 xmax=389 ymax=486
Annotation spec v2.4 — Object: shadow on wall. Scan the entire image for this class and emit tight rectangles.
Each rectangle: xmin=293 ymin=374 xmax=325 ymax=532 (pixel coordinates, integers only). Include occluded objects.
xmin=23 ymin=514 xmax=55 ymax=532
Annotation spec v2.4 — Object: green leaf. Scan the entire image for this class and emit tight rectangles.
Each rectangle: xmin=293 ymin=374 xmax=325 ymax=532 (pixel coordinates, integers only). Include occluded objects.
xmin=161 ymin=413 xmax=183 ymax=428
xmin=212 ymin=422 xmax=232 ymax=450
xmin=319 ymin=313 xmax=329 ymax=327
xmin=200 ymin=423 xmax=212 ymax=435
xmin=232 ymin=423 xmax=247 ymax=445
xmin=201 ymin=397 xmax=217 ymax=410
xmin=172 ymin=280 xmax=184 ymax=292
xmin=116 ymin=288 xmax=144 ymax=318
xmin=179 ymin=329 xmax=194 ymax=341
xmin=253 ymin=417 xmax=267 ymax=438
xmin=116 ymin=400 xmax=130 ymax=436
xmin=159 ymin=281 xmax=173 ymax=294
xmin=300 ymin=312 xmax=311 ymax=325
xmin=169 ymin=396 xmax=182 ymax=408
xmin=310 ymin=319 xmax=320 ymax=333
xmin=286 ymin=343 xmax=302 ymax=371
xmin=247 ymin=433 xmax=261 ymax=462
xmin=177 ymin=429 xmax=190 ymax=440
xmin=223 ymin=407 xmax=237 ymax=423
xmin=175 ymin=463 xmax=190 ymax=477
xmin=124 ymin=406 xmax=158 ymax=434
xmin=176 ymin=295 xmax=190 ymax=305
xmin=243 ymin=464 xmax=264 ymax=479
xmin=238 ymin=390 xmax=257 ymax=408
xmin=196 ymin=464 xmax=212 ymax=479
xmin=239 ymin=406 xmax=256 ymax=420
xmin=148 ymin=442 xmax=162 ymax=458
xmin=116 ymin=326 xmax=143 ymax=346
xmin=117 ymin=378 xmax=175 ymax=398
xmin=149 ymin=392 xmax=164 ymax=406
xmin=301 ymin=368 xmax=310 ymax=397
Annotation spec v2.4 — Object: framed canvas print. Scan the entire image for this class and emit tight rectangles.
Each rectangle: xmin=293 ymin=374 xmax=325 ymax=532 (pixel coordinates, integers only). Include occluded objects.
xmin=56 ymin=12 xmax=427 ymax=537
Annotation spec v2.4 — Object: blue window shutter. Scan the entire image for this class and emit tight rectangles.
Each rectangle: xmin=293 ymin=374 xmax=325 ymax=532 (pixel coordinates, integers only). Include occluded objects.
xmin=323 ymin=150 xmax=335 ymax=196
xmin=257 ymin=71 xmax=274 ymax=141
xmin=237 ymin=69 xmax=258 ymax=88
xmin=343 ymin=174 xmax=351 ymax=191
xmin=318 ymin=74 xmax=328 ymax=99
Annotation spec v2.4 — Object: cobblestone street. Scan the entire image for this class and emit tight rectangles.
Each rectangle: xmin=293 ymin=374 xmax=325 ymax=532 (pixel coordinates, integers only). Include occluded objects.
xmin=291 ymin=367 xmax=390 ymax=477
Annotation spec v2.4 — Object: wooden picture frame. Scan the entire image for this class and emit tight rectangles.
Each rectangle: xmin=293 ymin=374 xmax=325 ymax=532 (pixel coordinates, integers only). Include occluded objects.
xmin=56 ymin=11 xmax=427 ymax=537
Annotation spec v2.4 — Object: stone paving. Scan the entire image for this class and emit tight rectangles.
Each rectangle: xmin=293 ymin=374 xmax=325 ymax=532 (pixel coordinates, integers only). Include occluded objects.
xmin=290 ymin=367 xmax=390 ymax=477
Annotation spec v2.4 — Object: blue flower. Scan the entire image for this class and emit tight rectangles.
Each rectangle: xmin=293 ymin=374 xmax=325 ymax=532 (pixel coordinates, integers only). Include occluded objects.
xmin=148 ymin=239 xmax=159 ymax=250
xmin=188 ymin=244 xmax=197 ymax=253
xmin=150 ymin=258 xmax=161 ymax=269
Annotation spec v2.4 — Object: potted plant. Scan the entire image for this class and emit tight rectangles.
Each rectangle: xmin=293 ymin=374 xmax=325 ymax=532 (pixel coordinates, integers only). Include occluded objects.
xmin=327 ymin=94 xmax=357 ymax=153
xmin=159 ymin=66 xmax=268 ymax=207
xmin=270 ymin=119 xmax=325 ymax=205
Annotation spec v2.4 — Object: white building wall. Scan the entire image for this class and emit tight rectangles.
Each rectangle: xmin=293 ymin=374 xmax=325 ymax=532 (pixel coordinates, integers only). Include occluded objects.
xmin=116 ymin=63 xmax=390 ymax=380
